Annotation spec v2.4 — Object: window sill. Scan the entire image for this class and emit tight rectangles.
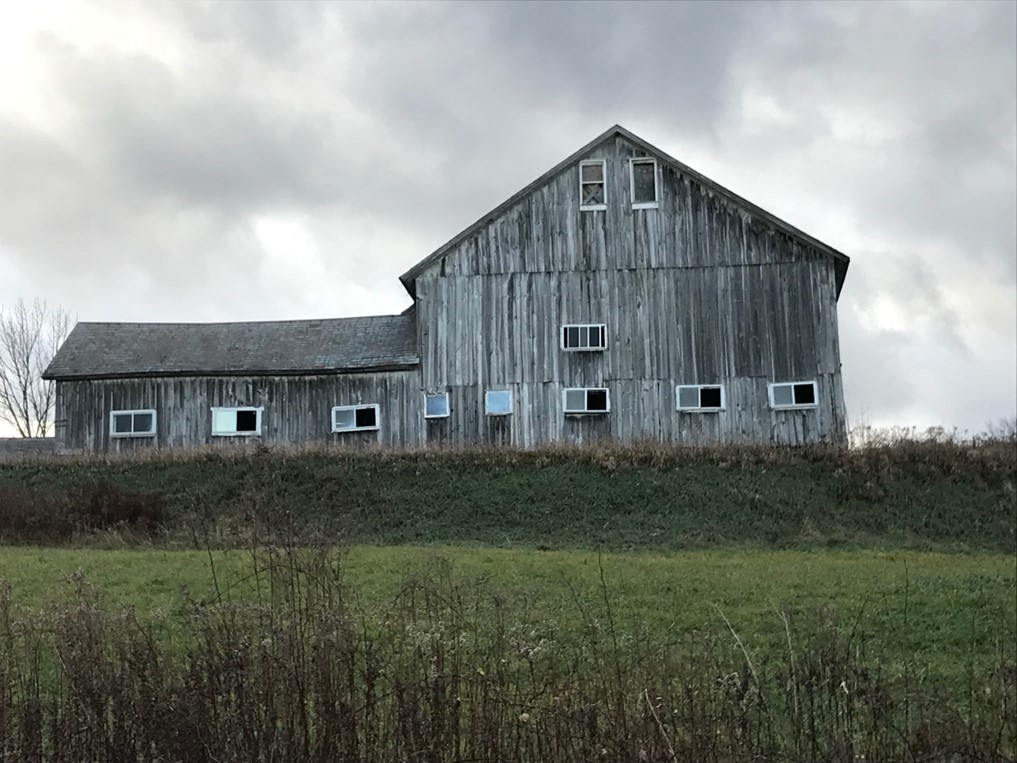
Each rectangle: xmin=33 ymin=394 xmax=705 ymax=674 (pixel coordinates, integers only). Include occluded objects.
xmin=770 ymin=404 xmax=819 ymax=411
xmin=564 ymin=411 xmax=610 ymax=416
xmin=677 ymin=408 xmax=726 ymax=414
xmin=580 ymin=204 xmax=607 ymax=212
xmin=212 ymin=432 xmax=263 ymax=437
xmin=110 ymin=432 xmax=157 ymax=439
xmin=632 ymin=202 xmax=659 ymax=210
xmin=424 ymin=414 xmax=450 ymax=420
xmin=333 ymin=426 xmax=380 ymax=433
xmin=561 ymin=347 xmax=608 ymax=353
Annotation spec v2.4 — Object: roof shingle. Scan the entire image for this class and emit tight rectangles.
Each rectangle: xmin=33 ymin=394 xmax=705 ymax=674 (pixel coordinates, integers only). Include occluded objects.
xmin=43 ymin=314 xmax=418 ymax=380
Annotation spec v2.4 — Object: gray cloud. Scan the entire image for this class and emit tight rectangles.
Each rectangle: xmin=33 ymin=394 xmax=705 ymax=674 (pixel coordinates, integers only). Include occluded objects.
xmin=0 ymin=0 xmax=1013 ymax=433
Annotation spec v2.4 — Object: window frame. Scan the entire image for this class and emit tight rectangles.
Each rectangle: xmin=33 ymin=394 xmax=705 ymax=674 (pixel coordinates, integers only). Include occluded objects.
xmin=675 ymin=384 xmax=726 ymax=413
xmin=109 ymin=408 xmax=157 ymax=438
xmin=767 ymin=380 xmax=819 ymax=411
xmin=562 ymin=387 xmax=611 ymax=415
xmin=560 ymin=323 xmax=608 ymax=352
xmin=331 ymin=404 xmax=381 ymax=433
xmin=484 ymin=389 xmax=513 ymax=417
xmin=210 ymin=406 xmax=264 ymax=437
xmin=629 ymin=158 xmax=659 ymax=210
xmin=579 ymin=159 xmax=607 ymax=212
xmin=423 ymin=392 xmax=450 ymax=420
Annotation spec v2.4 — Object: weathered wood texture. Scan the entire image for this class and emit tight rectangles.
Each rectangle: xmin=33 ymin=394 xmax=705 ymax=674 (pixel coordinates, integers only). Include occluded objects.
xmin=414 ymin=135 xmax=847 ymax=446
xmin=55 ymin=372 xmax=424 ymax=453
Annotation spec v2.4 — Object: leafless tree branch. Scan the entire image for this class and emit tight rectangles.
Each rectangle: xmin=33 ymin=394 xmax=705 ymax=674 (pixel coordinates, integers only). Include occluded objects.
xmin=0 ymin=298 xmax=74 ymax=437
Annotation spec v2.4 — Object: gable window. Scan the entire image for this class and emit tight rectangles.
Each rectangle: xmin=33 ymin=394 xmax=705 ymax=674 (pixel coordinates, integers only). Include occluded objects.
xmin=211 ymin=407 xmax=263 ymax=436
xmin=424 ymin=393 xmax=450 ymax=419
xmin=630 ymin=158 xmax=659 ymax=209
xmin=110 ymin=409 xmax=156 ymax=438
xmin=563 ymin=387 xmax=610 ymax=414
xmin=332 ymin=404 xmax=380 ymax=432
xmin=485 ymin=389 xmax=512 ymax=416
xmin=768 ymin=381 xmax=818 ymax=410
xmin=561 ymin=323 xmax=608 ymax=351
xmin=579 ymin=160 xmax=607 ymax=211
xmin=676 ymin=385 xmax=726 ymax=412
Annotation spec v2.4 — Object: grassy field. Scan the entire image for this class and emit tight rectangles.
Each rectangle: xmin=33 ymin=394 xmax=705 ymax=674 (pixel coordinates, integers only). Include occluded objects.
xmin=1 ymin=438 xmax=1015 ymax=551
xmin=2 ymin=545 xmax=1013 ymax=686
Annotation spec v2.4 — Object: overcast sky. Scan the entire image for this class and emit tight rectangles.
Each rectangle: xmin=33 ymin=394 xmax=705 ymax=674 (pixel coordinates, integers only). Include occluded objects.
xmin=1 ymin=0 xmax=1014 ymax=436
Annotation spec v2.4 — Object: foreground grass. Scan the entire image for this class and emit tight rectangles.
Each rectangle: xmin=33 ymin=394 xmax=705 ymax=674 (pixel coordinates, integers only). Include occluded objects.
xmin=2 ymin=545 xmax=1013 ymax=687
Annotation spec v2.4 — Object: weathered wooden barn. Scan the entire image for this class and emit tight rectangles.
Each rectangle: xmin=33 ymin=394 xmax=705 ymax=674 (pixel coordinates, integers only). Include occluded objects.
xmin=44 ymin=125 xmax=850 ymax=452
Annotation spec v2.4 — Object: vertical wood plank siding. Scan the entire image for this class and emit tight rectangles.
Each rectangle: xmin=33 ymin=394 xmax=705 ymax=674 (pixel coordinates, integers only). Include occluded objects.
xmin=55 ymin=371 xmax=424 ymax=453
xmin=414 ymin=135 xmax=847 ymax=446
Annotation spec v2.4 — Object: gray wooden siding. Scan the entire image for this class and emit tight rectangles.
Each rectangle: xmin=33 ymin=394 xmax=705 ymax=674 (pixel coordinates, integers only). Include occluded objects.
xmin=414 ymin=134 xmax=847 ymax=446
xmin=55 ymin=371 xmax=425 ymax=453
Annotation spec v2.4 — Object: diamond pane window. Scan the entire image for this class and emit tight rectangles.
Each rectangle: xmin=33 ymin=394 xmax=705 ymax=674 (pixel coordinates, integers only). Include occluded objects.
xmin=580 ymin=160 xmax=607 ymax=210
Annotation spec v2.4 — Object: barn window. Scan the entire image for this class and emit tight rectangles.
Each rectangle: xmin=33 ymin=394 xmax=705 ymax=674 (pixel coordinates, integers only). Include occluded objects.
xmin=676 ymin=385 xmax=726 ymax=412
xmin=424 ymin=393 xmax=450 ymax=419
xmin=109 ymin=409 xmax=157 ymax=438
xmin=768 ymin=381 xmax=818 ymax=410
xmin=561 ymin=323 xmax=608 ymax=351
xmin=332 ymin=404 xmax=380 ymax=432
xmin=563 ymin=387 xmax=610 ymax=414
xmin=211 ymin=407 xmax=263 ymax=436
xmin=579 ymin=160 xmax=607 ymax=211
xmin=630 ymin=158 xmax=659 ymax=208
xmin=485 ymin=389 xmax=512 ymax=416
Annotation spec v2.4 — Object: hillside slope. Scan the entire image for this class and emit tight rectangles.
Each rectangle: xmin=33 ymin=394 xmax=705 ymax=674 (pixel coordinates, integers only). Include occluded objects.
xmin=1 ymin=440 xmax=1014 ymax=551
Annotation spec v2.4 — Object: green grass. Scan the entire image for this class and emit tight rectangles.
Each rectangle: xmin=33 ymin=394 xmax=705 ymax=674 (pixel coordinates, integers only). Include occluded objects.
xmin=2 ymin=440 xmax=1015 ymax=551
xmin=2 ymin=545 xmax=1013 ymax=685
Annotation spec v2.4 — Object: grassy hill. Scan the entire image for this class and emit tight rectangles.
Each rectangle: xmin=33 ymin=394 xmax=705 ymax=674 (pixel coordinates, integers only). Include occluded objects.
xmin=1 ymin=438 xmax=1014 ymax=551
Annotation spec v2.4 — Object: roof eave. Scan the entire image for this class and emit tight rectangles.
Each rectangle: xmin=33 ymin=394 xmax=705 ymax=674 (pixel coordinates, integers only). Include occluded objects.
xmin=44 ymin=360 xmax=420 ymax=382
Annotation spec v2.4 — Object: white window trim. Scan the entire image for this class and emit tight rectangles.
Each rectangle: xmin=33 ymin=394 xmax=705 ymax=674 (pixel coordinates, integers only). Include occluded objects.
xmin=562 ymin=387 xmax=611 ymax=415
xmin=675 ymin=385 xmax=726 ymax=413
xmin=331 ymin=404 xmax=381 ymax=433
xmin=579 ymin=159 xmax=607 ymax=211
xmin=768 ymin=380 xmax=819 ymax=410
xmin=109 ymin=409 xmax=157 ymax=438
xmin=484 ymin=389 xmax=513 ymax=416
xmin=210 ymin=406 xmax=264 ymax=437
xmin=560 ymin=323 xmax=608 ymax=352
xmin=423 ymin=392 xmax=450 ymax=420
xmin=629 ymin=158 xmax=659 ymax=210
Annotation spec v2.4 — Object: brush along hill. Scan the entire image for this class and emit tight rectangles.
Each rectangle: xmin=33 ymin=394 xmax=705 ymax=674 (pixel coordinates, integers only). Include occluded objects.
xmin=1 ymin=439 xmax=1014 ymax=551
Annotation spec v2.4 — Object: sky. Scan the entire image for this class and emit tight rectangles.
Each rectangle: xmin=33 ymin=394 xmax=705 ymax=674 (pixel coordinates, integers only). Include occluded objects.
xmin=0 ymin=0 xmax=1014 ymax=436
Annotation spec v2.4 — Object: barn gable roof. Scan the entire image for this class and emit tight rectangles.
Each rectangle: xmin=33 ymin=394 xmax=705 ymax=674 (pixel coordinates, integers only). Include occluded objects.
xmin=399 ymin=124 xmax=850 ymax=298
xmin=43 ymin=314 xmax=418 ymax=380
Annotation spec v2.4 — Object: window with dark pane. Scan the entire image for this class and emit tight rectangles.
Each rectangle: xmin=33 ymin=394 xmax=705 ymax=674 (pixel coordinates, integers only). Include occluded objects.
xmin=699 ymin=387 xmax=723 ymax=409
xmin=113 ymin=413 xmax=133 ymax=434
xmin=632 ymin=161 xmax=657 ymax=204
xmin=565 ymin=326 xmax=581 ymax=348
xmin=236 ymin=410 xmax=258 ymax=432
xmin=793 ymin=383 xmax=816 ymax=405
xmin=586 ymin=389 xmax=608 ymax=411
xmin=355 ymin=406 xmax=377 ymax=429
xmin=133 ymin=412 xmax=154 ymax=432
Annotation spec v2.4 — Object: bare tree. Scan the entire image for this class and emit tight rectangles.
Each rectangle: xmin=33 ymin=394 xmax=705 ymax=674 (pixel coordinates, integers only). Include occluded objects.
xmin=0 ymin=299 xmax=74 ymax=437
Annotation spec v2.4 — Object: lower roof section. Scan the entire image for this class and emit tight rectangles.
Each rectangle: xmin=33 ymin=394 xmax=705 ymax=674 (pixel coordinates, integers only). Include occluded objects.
xmin=43 ymin=314 xmax=418 ymax=381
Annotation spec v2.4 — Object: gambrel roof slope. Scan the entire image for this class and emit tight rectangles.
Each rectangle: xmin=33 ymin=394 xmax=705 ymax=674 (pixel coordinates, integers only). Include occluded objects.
xmin=43 ymin=315 xmax=418 ymax=380
xmin=399 ymin=124 xmax=850 ymax=298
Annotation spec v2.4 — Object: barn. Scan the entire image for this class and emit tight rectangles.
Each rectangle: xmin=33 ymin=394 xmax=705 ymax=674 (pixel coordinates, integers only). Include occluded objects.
xmin=44 ymin=125 xmax=850 ymax=452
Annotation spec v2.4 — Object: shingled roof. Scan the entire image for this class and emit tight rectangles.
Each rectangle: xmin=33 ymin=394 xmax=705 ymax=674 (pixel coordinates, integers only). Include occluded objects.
xmin=43 ymin=314 xmax=418 ymax=380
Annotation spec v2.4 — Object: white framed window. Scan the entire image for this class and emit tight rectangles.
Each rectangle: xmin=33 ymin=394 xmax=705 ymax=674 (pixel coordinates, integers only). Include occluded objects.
xmin=630 ymin=158 xmax=659 ymax=209
xmin=424 ymin=393 xmax=450 ymax=419
xmin=485 ymin=389 xmax=512 ymax=416
xmin=676 ymin=385 xmax=726 ymax=412
xmin=109 ymin=409 xmax=157 ymax=438
xmin=563 ymin=387 xmax=610 ymax=415
xmin=332 ymin=404 xmax=380 ymax=433
xmin=579 ymin=160 xmax=607 ymax=211
xmin=211 ymin=407 xmax=263 ymax=436
xmin=768 ymin=381 xmax=818 ymax=410
xmin=561 ymin=323 xmax=608 ymax=351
